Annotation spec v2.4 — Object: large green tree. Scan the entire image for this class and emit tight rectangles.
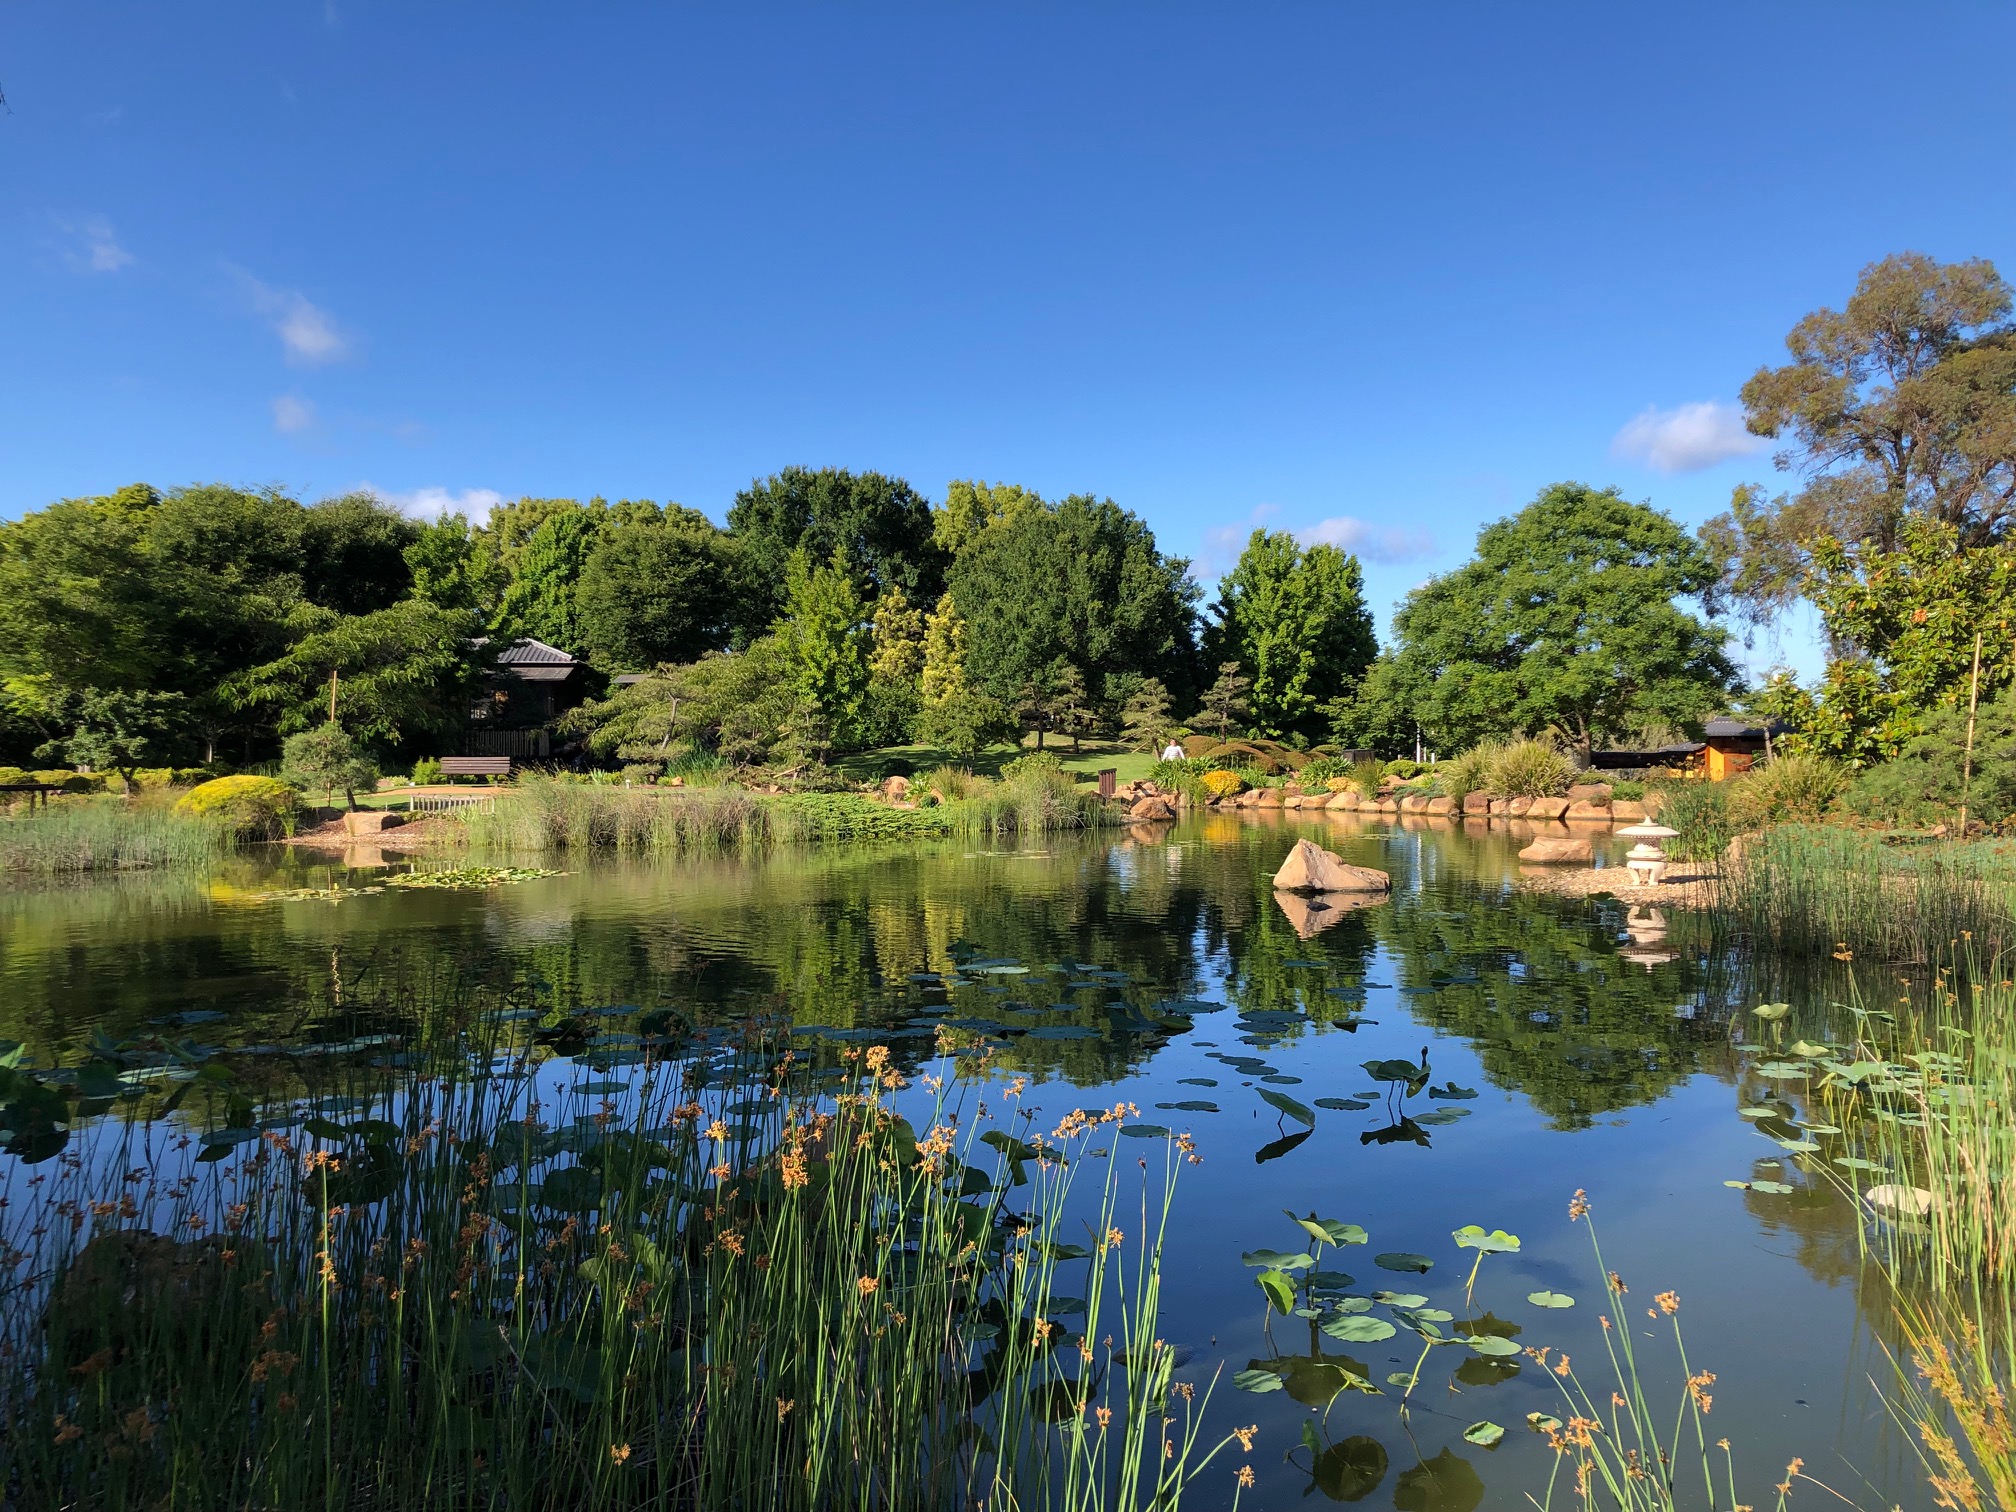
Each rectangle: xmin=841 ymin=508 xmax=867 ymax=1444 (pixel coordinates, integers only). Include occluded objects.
xmin=726 ymin=467 xmax=943 ymax=634
xmin=945 ymin=494 xmax=1199 ymax=727
xmin=1385 ymin=483 xmax=1736 ymax=756
xmin=1208 ymin=530 xmax=1376 ymax=741
xmin=574 ymin=516 xmax=744 ymax=669
xmin=1706 ymin=253 xmax=2016 ymax=617
xmin=776 ymin=548 xmax=871 ymax=758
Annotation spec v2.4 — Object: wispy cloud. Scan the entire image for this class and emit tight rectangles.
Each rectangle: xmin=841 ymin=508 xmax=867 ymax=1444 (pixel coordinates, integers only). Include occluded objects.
xmin=363 ymin=485 xmax=506 ymax=520
xmin=1611 ymin=400 xmax=1766 ymax=474
xmin=1294 ymin=516 xmax=1438 ymax=564
xmin=53 ymin=214 xmax=134 ymax=273
xmin=271 ymin=394 xmax=317 ymax=435
xmin=228 ymin=266 xmax=352 ymax=366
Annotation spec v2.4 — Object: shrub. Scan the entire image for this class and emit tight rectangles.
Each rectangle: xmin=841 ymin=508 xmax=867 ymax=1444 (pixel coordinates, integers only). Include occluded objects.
xmin=1200 ymin=769 xmax=1247 ymax=799
xmin=1482 ymin=738 xmax=1575 ymax=799
xmin=922 ymin=764 xmax=988 ymax=801
xmin=1727 ymin=753 xmax=1849 ymax=829
xmin=130 ymin=767 xmax=214 ymax=790
xmin=1652 ymin=778 xmax=1735 ymax=861
xmin=1434 ymin=744 xmax=1498 ymax=803
xmin=176 ymin=775 xmax=299 ymax=839
xmin=1000 ymin=751 xmax=1065 ymax=784
xmin=1841 ymin=695 xmax=2016 ymax=830
xmin=1348 ymin=758 xmax=1387 ymax=798
xmin=1609 ymin=779 xmax=1645 ymax=801
xmin=33 ymin=770 xmax=105 ymax=794
xmin=1299 ymin=756 xmax=1349 ymax=786
xmin=411 ymin=757 xmax=444 ymax=786
xmin=1381 ymin=759 xmax=1421 ymax=779
xmin=1181 ymin=735 xmax=1225 ymax=759
xmin=0 ymin=766 xmax=27 ymax=788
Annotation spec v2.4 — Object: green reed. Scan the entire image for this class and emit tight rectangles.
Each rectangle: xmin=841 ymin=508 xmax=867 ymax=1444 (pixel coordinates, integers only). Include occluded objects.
xmin=457 ymin=775 xmax=1109 ymax=854
xmin=1717 ymin=825 xmax=2012 ymax=962
xmin=0 ymin=797 xmax=231 ymax=874
xmin=0 ymin=1018 xmax=1229 ymax=1510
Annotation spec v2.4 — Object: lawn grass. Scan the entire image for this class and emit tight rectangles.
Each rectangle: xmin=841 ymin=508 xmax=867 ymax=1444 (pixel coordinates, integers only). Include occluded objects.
xmin=834 ymin=739 xmax=1158 ymax=786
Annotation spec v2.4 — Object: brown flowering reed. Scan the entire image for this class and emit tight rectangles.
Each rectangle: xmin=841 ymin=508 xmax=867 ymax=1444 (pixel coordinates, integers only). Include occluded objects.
xmin=1524 ymin=1191 xmax=1814 ymax=1512
xmin=0 ymin=1016 xmax=1233 ymax=1510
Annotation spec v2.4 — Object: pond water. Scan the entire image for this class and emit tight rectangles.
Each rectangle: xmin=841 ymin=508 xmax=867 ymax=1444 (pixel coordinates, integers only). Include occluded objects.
xmin=0 ymin=811 xmax=1925 ymax=1509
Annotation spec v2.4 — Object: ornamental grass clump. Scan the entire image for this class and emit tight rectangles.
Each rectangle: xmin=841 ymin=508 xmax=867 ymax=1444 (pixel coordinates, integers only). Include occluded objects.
xmin=1481 ymin=739 xmax=1574 ymax=800
xmin=1433 ymin=745 xmax=1499 ymax=804
xmin=0 ymin=1014 xmax=1235 ymax=1511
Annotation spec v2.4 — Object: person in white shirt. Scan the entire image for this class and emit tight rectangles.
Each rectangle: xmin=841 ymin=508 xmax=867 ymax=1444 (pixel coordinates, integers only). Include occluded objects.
xmin=1160 ymin=741 xmax=1186 ymax=762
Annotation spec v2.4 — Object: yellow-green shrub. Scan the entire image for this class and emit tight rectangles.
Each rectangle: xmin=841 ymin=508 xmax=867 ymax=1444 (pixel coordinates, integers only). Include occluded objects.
xmin=176 ymin=775 xmax=299 ymax=839
xmin=1201 ymin=769 xmax=1247 ymax=799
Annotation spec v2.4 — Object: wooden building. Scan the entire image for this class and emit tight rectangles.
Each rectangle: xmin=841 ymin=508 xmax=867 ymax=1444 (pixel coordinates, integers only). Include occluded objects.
xmin=466 ymin=638 xmax=596 ymax=758
xmin=1590 ymin=717 xmax=1785 ymax=782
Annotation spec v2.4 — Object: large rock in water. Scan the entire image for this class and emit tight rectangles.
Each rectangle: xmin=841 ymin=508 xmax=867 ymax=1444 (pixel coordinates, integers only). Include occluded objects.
xmin=1271 ymin=839 xmax=1392 ymax=894
xmin=1518 ymin=836 xmax=1592 ymax=864
xmin=343 ymin=809 xmax=404 ymax=835
xmin=1127 ymin=794 xmax=1178 ymax=822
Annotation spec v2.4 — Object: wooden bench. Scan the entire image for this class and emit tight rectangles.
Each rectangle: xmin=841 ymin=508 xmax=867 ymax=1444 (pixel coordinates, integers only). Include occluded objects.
xmin=0 ymin=782 xmax=65 ymax=810
xmin=439 ymin=756 xmax=513 ymax=781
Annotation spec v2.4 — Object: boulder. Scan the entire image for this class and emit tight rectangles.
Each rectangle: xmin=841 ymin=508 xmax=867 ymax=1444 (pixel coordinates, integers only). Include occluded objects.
xmin=1271 ymin=838 xmax=1393 ymax=894
xmin=1425 ymin=795 xmax=1455 ymax=815
xmin=1233 ymin=789 xmax=1264 ymax=808
xmin=342 ymin=809 xmax=404 ymax=836
xmin=1488 ymin=798 xmax=1509 ymax=815
xmin=1526 ymin=797 xmax=1570 ymax=820
xmin=1399 ymin=793 xmax=1431 ymax=813
xmin=1461 ymin=792 xmax=1491 ymax=815
xmin=1253 ymin=787 xmax=1284 ymax=807
xmin=1281 ymin=792 xmax=1312 ymax=808
xmin=1564 ymin=799 xmax=1612 ymax=821
xmin=880 ymin=774 xmax=911 ymax=801
xmin=1610 ymin=799 xmax=1648 ymax=821
xmin=1366 ymin=798 xmax=1400 ymax=814
xmin=1518 ymin=836 xmax=1593 ymax=864
xmin=1567 ymin=782 xmax=1612 ymax=802
xmin=1127 ymin=794 xmax=1178 ymax=822
xmin=1326 ymin=790 xmax=1359 ymax=810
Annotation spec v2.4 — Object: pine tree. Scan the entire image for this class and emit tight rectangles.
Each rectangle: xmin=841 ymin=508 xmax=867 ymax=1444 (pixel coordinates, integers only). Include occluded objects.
xmin=777 ymin=548 xmax=869 ymax=760
xmin=1195 ymin=661 xmax=1252 ymax=740
xmin=1120 ymin=677 xmax=1174 ymax=753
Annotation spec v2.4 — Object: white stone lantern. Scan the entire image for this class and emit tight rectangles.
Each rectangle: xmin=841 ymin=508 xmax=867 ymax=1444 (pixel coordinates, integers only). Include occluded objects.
xmin=1615 ymin=822 xmax=1680 ymax=886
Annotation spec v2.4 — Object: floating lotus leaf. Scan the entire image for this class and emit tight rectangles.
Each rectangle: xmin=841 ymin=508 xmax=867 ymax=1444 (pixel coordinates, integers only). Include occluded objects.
xmin=1375 ymin=1252 xmax=1435 ymax=1273
xmin=1526 ymin=1290 xmax=1575 ymax=1308
xmin=1233 ymin=1367 xmax=1283 ymax=1394
xmin=1243 ymin=1248 xmax=1315 ymax=1270
xmin=1462 ymin=1421 xmax=1504 ymax=1448
xmin=1465 ymin=1335 xmax=1520 ymax=1357
xmin=1321 ymin=1313 xmax=1397 ymax=1343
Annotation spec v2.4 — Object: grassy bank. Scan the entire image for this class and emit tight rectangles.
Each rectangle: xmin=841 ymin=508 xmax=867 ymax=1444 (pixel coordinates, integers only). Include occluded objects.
xmin=459 ymin=772 xmax=1110 ymax=854
xmin=0 ymin=1016 xmax=1233 ymax=1510
xmin=0 ymin=798 xmax=231 ymax=874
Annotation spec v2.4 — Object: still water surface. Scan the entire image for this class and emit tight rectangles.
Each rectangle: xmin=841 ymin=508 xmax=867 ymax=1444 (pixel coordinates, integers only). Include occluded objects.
xmin=0 ymin=811 xmax=1921 ymax=1509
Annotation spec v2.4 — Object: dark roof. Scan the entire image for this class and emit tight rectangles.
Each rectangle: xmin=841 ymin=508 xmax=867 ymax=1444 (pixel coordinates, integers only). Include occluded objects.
xmin=493 ymin=637 xmax=581 ymax=668
xmin=612 ymin=673 xmax=647 ymax=686
xmin=1703 ymin=717 xmax=1787 ymax=740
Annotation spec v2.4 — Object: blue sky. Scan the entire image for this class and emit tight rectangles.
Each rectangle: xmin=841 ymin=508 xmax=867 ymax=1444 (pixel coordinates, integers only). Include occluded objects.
xmin=7 ymin=3 xmax=2015 ymax=678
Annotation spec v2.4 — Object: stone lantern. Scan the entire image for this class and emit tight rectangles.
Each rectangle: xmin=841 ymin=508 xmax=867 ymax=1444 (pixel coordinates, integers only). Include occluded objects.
xmin=1615 ymin=821 xmax=1679 ymax=886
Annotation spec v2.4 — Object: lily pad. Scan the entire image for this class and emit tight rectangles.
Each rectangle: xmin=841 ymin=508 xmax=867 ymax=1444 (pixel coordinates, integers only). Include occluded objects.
xmin=1118 ymin=1124 xmax=1170 ymax=1139
xmin=1461 ymin=1421 xmax=1504 ymax=1448
xmin=1428 ymin=1081 xmax=1478 ymax=1100
xmin=1315 ymin=1097 xmax=1372 ymax=1110
xmin=1232 ymin=1367 xmax=1283 ymax=1394
xmin=1243 ymin=1248 xmax=1316 ymax=1270
xmin=1466 ymin=1335 xmax=1521 ymax=1358
xmin=1259 ymin=1088 xmax=1317 ymax=1127
xmin=1322 ymin=1313 xmax=1398 ymax=1344
xmin=1526 ymin=1290 xmax=1575 ymax=1308
xmin=1375 ymin=1251 xmax=1434 ymax=1274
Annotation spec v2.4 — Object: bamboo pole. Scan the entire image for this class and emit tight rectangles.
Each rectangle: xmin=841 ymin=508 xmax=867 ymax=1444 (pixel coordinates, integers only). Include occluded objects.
xmin=1959 ymin=632 xmax=1983 ymax=838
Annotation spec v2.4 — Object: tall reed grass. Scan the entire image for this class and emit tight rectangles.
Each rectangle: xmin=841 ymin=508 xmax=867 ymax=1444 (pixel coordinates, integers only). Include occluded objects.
xmin=461 ymin=774 xmax=1109 ymax=854
xmin=0 ymin=798 xmax=231 ymax=874
xmin=1718 ymin=826 xmax=2012 ymax=961
xmin=0 ymin=1019 xmax=1233 ymax=1510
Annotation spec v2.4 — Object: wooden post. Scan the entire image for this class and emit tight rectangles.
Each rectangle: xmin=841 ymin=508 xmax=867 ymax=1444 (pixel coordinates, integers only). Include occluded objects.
xmin=1098 ymin=768 xmax=1116 ymax=799
xmin=328 ymin=669 xmax=339 ymax=725
xmin=1960 ymin=632 xmax=1983 ymax=838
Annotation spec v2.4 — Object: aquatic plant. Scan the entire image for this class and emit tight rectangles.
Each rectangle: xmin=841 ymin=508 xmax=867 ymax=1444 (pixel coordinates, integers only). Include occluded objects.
xmin=0 ymin=1019 xmax=1236 ymax=1510
xmin=0 ymin=798 xmax=234 ymax=873
xmin=1650 ymin=778 xmax=1736 ymax=863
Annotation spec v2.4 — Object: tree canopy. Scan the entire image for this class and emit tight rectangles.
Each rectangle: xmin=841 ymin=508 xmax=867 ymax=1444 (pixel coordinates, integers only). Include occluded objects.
xmin=574 ymin=517 xmax=744 ymax=669
xmin=1379 ymin=483 xmax=1736 ymax=755
xmin=727 ymin=467 xmax=944 ymax=634
xmin=1208 ymin=529 xmax=1376 ymax=742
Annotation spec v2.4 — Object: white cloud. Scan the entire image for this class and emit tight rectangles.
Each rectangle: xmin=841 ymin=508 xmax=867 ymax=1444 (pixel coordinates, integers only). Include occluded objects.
xmin=1610 ymin=400 xmax=1766 ymax=474
xmin=54 ymin=214 xmax=134 ymax=273
xmin=228 ymin=266 xmax=352 ymax=365
xmin=271 ymin=394 xmax=317 ymax=434
xmin=1295 ymin=516 xmax=1438 ymax=564
xmin=363 ymin=485 xmax=506 ymax=520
